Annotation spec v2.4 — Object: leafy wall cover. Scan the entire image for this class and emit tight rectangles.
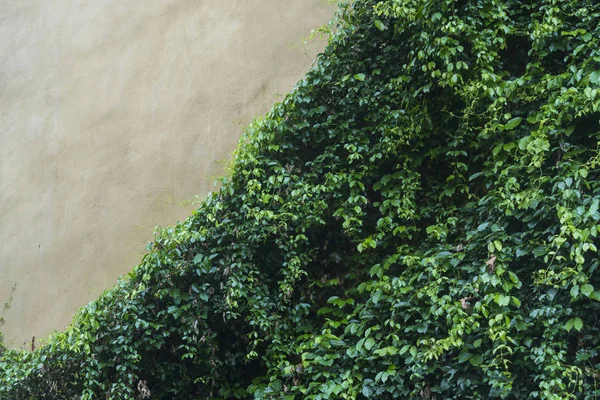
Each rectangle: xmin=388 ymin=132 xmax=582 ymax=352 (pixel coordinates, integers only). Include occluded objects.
xmin=1 ymin=0 xmax=600 ymax=398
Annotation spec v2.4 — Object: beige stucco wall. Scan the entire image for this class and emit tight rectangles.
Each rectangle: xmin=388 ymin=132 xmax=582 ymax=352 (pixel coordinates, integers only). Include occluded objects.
xmin=0 ymin=0 xmax=333 ymax=349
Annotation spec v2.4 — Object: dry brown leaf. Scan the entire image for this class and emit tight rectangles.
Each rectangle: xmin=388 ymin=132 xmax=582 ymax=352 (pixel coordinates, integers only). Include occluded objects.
xmin=486 ymin=254 xmax=497 ymax=273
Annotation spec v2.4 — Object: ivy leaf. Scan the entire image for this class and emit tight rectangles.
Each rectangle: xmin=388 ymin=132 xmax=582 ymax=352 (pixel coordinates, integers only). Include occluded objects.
xmin=515 ymin=319 xmax=527 ymax=331
xmin=581 ymin=284 xmax=594 ymax=297
xmin=495 ymin=293 xmax=510 ymax=307
xmin=374 ymin=20 xmax=386 ymax=31
xmin=369 ymin=264 xmax=382 ymax=277
xmin=570 ymin=285 xmax=579 ymax=298
xmin=573 ymin=317 xmax=584 ymax=331
xmin=167 ymin=306 xmax=178 ymax=315
xmin=469 ymin=172 xmax=484 ymax=181
xmin=566 ymin=317 xmax=583 ymax=332
xmin=532 ymin=246 xmax=546 ymax=258
xmin=399 ymin=344 xmax=411 ymax=355
xmin=362 ymin=385 xmax=373 ymax=397
xmin=469 ymin=355 xmax=483 ymax=366
xmin=356 ymin=338 xmax=365 ymax=351
xmin=505 ymin=117 xmax=523 ymax=130
xmin=493 ymin=240 xmax=503 ymax=252
xmin=193 ymin=254 xmax=204 ymax=265
xmin=565 ymin=318 xmax=574 ymax=331
xmin=511 ymin=296 xmax=521 ymax=307
xmin=407 ymin=346 xmax=417 ymax=358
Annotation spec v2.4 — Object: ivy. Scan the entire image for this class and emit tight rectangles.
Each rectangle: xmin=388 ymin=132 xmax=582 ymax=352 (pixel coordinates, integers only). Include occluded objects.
xmin=2 ymin=0 xmax=600 ymax=398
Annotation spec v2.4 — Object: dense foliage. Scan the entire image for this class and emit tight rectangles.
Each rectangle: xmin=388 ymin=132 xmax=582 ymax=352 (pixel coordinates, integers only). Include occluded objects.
xmin=2 ymin=0 xmax=600 ymax=398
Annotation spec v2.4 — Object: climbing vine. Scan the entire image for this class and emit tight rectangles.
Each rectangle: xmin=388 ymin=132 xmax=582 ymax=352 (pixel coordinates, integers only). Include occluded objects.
xmin=1 ymin=0 xmax=600 ymax=398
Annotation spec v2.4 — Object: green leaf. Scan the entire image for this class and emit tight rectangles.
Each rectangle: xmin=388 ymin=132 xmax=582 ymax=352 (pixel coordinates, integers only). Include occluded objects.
xmin=369 ymin=264 xmax=382 ymax=277
xmin=374 ymin=20 xmax=385 ymax=31
xmin=469 ymin=355 xmax=483 ymax=366
xmin=364 ymin=338 xmax=376 ymax=351
xmin=409 ymin=346 xmax=417 ymax=358
xmin=511 ymin=296 xmax=521 ymax=307
xmin=362 ymin=386 xmax=373 ymax=397
xmin=565 ymin=318 xmax=574 ymax=331
xmin=373 ymin=348 xmax=387 ymax=356
xmin=458 ymin=352 xmax=472 ymax=363
xmin=469 ymin=172 xmax=484 ymax=181
xmin=573 ymin=317 xmax=583 ymax=331
xmin=354 ymin=73 xmax=366 ymax=82
xmin=495 ymin=294 xmax=510 ymax=307
xmin=492 ymin=143 xmax=503 ymax=156
xmin=532 ymin=246 xmax=546 ymax=258
xmin=570 ymin=285 xmax=579 ymax=298
xmin=581 ymin=284 xmax=594 ymax=297
xmin=515 ymin=319 xmax=527 ymax=331
xmin=566 ymin=317 xmax=583 ymax=332
xmin=356 ymin=338 xmax=365 ymax=351
xmin=399 ymin=344 xmax=411 ymax=355
xmin=503 ymin=142 xmax=516 ymax=151
xmin=505 ymin=117 xmax=523 ymax=130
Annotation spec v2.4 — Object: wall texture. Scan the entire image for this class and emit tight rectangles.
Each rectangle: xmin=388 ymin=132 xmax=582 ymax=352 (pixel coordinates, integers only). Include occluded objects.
xmin=0 ymin=0 xmax=333 ymax=349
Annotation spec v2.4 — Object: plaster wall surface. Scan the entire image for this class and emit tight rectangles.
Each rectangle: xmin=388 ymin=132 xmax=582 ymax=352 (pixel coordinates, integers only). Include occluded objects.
xmin=0 ymin=0 xmax=334 ymax=348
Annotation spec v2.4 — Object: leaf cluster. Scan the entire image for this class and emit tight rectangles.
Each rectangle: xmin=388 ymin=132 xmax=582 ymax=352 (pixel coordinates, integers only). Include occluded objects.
xmin=2 ymin=0 xmax=600 ymax=398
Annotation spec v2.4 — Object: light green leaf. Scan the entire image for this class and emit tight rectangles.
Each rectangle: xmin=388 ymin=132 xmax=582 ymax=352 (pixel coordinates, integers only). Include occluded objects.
xmin=409 ymin=346 xmax=417 ymax=358
xmin=374 ymin=20 xmax=386 ymax=31
xmin=505 ymin=117 xmax=523 ymax=130
xmin=566 ymin=317 xmax=582 ymax=332
xmin=356 ymin=338 xmax=365 ymax=351
xmin=511 ymin=296 xmax=521 ymax=307
xmin=374 ymin=348 xmax=387 ymax=356
xmin=399 ymin=344 xmax=411 ymax=355
xmin=573 ymin=317 xmax=583 ymax=331
xmin=570 ymin=285 xmax=579 ymax=298
xmin=469 ymin=355 xmax=483 ymax=366
xmin=581 ymin=284 xmax=594 ymax=297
